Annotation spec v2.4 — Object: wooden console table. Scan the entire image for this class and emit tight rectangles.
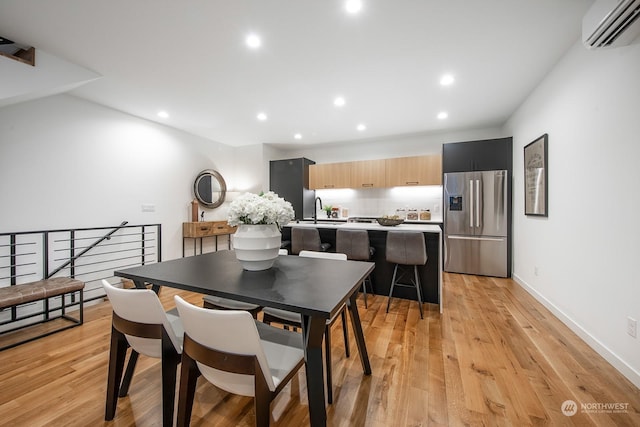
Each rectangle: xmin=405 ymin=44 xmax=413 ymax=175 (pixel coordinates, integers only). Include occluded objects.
xmin=182 ymin=221 xmax=237 ymax=257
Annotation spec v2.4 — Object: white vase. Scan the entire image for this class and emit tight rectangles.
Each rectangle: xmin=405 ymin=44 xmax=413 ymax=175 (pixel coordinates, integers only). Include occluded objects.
xmin=232 ymin=224 xmax=282 ymax=271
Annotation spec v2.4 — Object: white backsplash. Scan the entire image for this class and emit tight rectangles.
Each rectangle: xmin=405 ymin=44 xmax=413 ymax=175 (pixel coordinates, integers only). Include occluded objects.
xmin=315 ymin=186 xmax=443 ymax=221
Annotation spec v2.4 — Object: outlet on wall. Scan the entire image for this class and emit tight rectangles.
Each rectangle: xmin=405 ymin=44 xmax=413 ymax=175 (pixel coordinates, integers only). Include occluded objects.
xmin=627 ymin=317 xmax=637 ymax=338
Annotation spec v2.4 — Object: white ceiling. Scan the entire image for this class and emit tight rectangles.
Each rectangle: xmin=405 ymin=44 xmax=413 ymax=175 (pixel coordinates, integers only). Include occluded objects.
xmin=0 ymin=0 xmax=594 ymax=147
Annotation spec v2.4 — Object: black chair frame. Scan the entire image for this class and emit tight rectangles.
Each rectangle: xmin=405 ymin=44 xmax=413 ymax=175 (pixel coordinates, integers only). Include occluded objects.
xmin=262 ymin=307 xmax=349 ymax=404
xmin=105 ymin=312 xmax=180 ymax=427
xmin=176 ymin=334 xmax=304 ymax=427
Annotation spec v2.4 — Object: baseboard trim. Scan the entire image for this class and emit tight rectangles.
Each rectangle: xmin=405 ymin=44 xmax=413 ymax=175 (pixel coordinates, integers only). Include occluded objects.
xmin=512 ymin=273 xmax=640 ymax=389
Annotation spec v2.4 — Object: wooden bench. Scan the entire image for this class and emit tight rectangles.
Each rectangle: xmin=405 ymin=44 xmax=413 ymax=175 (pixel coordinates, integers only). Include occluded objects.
xmin=0 ymin=277 xmax=84 ymax=350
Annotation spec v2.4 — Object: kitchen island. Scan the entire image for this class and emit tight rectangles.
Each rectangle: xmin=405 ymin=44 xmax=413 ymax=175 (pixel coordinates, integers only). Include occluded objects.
xmin=283 ymin=221 xmax=442 ymax=312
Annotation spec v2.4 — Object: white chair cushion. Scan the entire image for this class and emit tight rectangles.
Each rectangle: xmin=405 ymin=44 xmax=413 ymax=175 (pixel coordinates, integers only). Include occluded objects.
xmin=166 ymin=309 xmax=184 ymax=349
xmin=255 ymin=321 xmax=304 ymax=389
xmin=203 ymin=295 xmax=259 ymax=311
xmin=262 ymin=307 xmax=301 ymax=324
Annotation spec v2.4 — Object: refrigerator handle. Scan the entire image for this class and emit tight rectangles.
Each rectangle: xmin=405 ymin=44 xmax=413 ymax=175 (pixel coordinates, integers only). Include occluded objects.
xmin=475 ymin=179 xmax=480 ymax=227
xmin=469 ymin=179 xmax=474 ymax=228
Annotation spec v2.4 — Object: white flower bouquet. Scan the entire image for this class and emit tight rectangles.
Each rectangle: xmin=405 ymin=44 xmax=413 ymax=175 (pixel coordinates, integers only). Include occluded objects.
xmin=227 ymin=191 xmax=295 ymax=228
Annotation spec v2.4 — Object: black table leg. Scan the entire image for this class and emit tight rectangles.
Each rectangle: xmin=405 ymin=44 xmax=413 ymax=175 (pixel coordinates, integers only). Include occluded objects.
xmin=301 ymin=314 xmax=328 ymax=427
xmin=347 ymin=292 xmax=372 ymax=375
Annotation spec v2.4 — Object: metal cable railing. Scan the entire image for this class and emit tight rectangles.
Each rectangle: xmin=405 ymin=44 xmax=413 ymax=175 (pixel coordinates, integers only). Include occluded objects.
xmin=0 ymin=222 xmax=162 ymax=330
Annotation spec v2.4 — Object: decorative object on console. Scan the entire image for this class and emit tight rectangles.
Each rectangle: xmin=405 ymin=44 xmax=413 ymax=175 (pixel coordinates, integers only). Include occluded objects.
xmin=227 ymin=192 xmax=294 ymax=270
xmin=191 ymin=198 xmax=199 ymax=222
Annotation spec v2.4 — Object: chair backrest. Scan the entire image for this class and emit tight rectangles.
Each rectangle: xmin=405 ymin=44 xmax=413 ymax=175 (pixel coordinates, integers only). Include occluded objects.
xmin=336 ymin=229 xmax=371 ymax=261
xmin=174 ymin=295 xmax=275 ymax=396
xmin=298 ymin=250 xmax=347 ymax=261
xmin=102 ymin=279 xmax=182 ymax=357
xmin=291 ymin=227 xmax=322 ymax=255
xmin=385 ymin=232 xmax=427 ymax=266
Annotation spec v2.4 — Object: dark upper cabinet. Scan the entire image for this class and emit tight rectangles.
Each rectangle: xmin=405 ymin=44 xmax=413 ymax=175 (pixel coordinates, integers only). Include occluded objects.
xmin=442 ymin=136 xmax=513 ymax=278
xmin=269 ymin=158 xmax=315 ymax=221
xmin=442 ymin=137 xmax=513 ymax=173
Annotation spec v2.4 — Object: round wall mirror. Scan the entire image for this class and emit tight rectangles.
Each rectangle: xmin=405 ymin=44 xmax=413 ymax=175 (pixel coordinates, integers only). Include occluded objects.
xmin=194 ymin=169 xmax=227 ymax=209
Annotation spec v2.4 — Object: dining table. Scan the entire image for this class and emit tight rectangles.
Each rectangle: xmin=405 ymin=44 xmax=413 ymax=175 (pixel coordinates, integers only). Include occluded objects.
xmin=114 ymin=250 xmax=374 ymax=427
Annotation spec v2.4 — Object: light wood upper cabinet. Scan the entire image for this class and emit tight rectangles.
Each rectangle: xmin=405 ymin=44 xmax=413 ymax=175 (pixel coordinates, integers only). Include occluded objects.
xmin=310 ymin=154 xmax=441 ymax=189
xmin=309 ymin=162 xmax=351 ymax=189
xmin=350 ymin=159 xmax=386 ymax=188
xmin=385 ymin=155 xmax=442 ymax=186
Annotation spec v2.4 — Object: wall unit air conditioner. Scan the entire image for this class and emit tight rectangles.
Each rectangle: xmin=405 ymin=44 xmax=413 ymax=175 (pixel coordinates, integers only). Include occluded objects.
xmin=583 ymin=0 xmax=640 ymax=49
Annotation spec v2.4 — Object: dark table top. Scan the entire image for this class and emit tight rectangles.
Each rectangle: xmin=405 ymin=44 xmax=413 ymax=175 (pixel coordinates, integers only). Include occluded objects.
xmin=115 ymin=250 xmax=374 ymax=319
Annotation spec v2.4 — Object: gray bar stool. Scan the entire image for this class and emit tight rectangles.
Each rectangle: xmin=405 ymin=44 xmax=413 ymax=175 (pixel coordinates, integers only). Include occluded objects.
xmin=385 ymin=231 xmax=427 ymax=318
xmin=291 ymin=227 xmax=331 ymax=255
xmin=335 ymin=229 xmax=375 ymax=307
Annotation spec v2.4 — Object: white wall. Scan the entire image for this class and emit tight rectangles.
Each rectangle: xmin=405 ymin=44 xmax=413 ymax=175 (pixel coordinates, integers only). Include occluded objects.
xmin=272 ymin=126 xmax=504 ymax=164
xmin=0 ymin=49 xmax=100 ymax=107
xmin=0 ymin=94 xmax=240 ymax=261
xmin=505 ymin=40 xmax=640 ymax=386
xmin=266 ymin=126 xmax=505 ymax=220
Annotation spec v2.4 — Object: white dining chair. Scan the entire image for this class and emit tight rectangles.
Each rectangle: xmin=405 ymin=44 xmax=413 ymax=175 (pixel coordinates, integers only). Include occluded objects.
xmin=102 ymin=279 xmax=183 ymax=427
xmin=261 ymin=250 xmax=350 ymax=404
xmin=174 ymin=295 xmax=305 ymax=427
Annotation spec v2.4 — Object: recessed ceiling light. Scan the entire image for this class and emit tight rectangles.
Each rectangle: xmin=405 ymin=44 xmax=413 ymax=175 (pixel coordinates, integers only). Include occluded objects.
xmin=245 ymin=33 xmax=262 ymax=49
xmin=334 ymin=96 xmax=346 ymax=107
xmin=440 ymin=74 xmax=455 ymax=86
xmin=357 ymin=124 xmax=366 ymax=131
xmin=257 ymin=112 xmax=267 ymax=121
xmin=437 ymin=111 xmax=448 ymax=120
xmin=294 ymin=133 xmax=302 ymax=140
xmin=157 ymin=111 xmax=169 ymax=119
xmin=345 ymin=0 xmax=363 ymax=14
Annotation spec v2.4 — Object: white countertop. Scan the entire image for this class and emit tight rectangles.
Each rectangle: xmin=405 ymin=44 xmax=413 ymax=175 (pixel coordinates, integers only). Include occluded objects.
xmin=303 ymin=217 xmax=443 ymax=225
xmin=286 ymin=221 xmax=442 ymax=234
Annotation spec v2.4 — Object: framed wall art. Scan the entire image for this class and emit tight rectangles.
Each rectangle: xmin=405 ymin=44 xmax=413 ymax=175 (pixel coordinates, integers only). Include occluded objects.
xmin=524 ymin=133 xmax=548 ymax=217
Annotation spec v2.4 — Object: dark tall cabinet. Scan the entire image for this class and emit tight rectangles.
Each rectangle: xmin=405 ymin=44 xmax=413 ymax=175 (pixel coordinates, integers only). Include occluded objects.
xmin=442 ymin=137 xmax=513 ymax=172
xmin=442 ymin=137 xmax=513 ymax=277
xmin=269 ymin=158 xmax=316 ymax=221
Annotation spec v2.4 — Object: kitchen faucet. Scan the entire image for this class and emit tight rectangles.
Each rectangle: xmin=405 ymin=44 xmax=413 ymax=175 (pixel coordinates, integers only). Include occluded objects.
xmin=314 ymin=197 xmax=322 ymax=224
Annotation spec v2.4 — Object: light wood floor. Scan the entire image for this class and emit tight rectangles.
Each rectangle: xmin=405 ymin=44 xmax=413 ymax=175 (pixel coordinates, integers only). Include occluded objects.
xmin=0 ymin=273 xmax=638 ymax=426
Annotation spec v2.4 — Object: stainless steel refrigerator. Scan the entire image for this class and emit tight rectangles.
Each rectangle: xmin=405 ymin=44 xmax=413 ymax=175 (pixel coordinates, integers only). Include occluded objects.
xmin=444 ymin=170 xmax=508 ymax=277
